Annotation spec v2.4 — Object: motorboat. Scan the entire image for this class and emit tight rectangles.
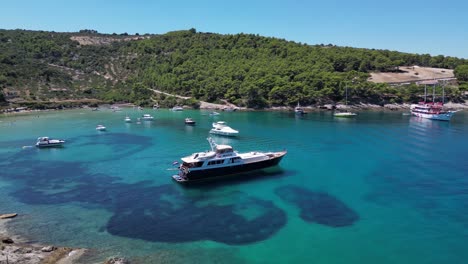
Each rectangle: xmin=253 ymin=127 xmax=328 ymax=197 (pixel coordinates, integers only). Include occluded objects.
xmin=142 ymin=114 xmax=154 ymax=121
xmin=185 ymin=118 xmax=196 ymax=125
xmin=209 ymin=121 xmax=239 ymax=137
xmin=209 ymin=111 xmax=220 ymax=116
xmin=172 ymin=138 xmax=287 ymax=183
xmin=36 ymin=137 xmax=65 ymax=148
xmin=153 ymin=104 xmax=160 ymax=110
xmin=96 ymin=125 xmax=106 ymax=131
xmin=172 ymin=106 xmax=184 ymax=111
xmin=124 ymin=116 xmax=132 ymax=123
xmin=334 ymin=111 xmax=357 ymax=118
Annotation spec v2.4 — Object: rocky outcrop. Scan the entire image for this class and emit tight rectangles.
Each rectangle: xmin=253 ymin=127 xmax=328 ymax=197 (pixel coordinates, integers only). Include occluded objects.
xmin=1 ymin=236 xmax=14 ymax=244
xmin=0 ymin=213 xmax=18 ymax=219
xmin=104 ymin=257 xmax=130 ymax=264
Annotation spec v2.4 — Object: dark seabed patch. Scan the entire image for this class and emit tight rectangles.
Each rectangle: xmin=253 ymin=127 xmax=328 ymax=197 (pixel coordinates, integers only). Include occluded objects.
xmin=275 ymin=185 xmax=359 ymax=227
xmin=107 ymin=186 xmax=286 ymax=245
xmin=2 ymin=156 xmax=286 ymax=245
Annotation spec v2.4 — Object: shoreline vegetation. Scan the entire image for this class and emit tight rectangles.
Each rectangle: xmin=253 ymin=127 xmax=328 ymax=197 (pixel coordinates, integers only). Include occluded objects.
xmin=1 ymin=29 xmax=468 ymax=112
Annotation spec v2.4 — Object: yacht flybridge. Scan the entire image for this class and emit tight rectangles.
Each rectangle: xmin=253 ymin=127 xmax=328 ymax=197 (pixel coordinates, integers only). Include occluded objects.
xmin=172 ymin=138 xmax=286 ymax=183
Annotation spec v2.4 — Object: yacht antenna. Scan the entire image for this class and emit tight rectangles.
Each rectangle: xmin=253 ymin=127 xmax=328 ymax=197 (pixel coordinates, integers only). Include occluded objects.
xmin=207 ymin=137 xmax=217 ymax=151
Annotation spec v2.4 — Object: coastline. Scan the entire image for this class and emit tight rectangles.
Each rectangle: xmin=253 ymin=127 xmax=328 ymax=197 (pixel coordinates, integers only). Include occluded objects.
xmin=0 ymin=216 xmax=87 ymax=264
xmin=2 ymin=101 xmax=467 ymax=118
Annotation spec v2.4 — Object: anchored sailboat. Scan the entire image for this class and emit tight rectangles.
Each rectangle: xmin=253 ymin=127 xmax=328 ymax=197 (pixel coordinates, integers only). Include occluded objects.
xmin=410 ymin=80 xmax=456 ymax=121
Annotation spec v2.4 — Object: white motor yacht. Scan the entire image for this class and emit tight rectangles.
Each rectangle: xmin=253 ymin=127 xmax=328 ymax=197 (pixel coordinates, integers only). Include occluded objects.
xmin=172 ymin=138 xmax=286 ymax=183
xmin=124 ymin=116 xmax=132 ymax=123
xmin=96 ymin=125 xmax=106 ymax=131
xmin=36 ymin=137 xmax=65 ymax=148
xmin=209 ymin=121 xmax=239 ymax=137
xmin=142 ymin=114 xmax=154 ymax=121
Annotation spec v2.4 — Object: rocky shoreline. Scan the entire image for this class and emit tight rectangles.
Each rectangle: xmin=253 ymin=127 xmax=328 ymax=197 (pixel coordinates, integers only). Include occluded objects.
xmin=0 ymin=214 xmax=86 ymax=264
xmin=2 ymin=101 xmax=468 ymax=115
xmin=0 ymin=214 xmax=129 ymax=264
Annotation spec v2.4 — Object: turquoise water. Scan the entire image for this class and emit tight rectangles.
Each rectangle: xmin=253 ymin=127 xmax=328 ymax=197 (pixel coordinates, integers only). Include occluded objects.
xmin=1 ymin=109 xmax=468 ymax=263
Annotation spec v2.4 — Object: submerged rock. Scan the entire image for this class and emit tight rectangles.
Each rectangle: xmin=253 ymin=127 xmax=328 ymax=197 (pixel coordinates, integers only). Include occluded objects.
xmin=275 ymin=185 xmax=359 ymax=227
xmin=41 ymin=245 xmax=56 ymax=252
xmin=105 ymin=256 xmax=130 ymax=264
xmin=1 ymin=236 xmax=14 ymax=244
xmin=0 ymin=213 xmax=18 ymax=219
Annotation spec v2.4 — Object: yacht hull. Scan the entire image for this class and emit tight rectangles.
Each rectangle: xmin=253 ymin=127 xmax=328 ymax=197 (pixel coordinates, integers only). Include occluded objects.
xmin=411 ymin=111 xmax=455 ymax=121
xmin=173 ymin=151 xmax=286 ymax=183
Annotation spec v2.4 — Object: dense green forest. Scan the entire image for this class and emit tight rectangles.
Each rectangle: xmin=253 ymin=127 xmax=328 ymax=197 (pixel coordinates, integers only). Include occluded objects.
xmin=0 ymin=28 xmax=467 ymax=109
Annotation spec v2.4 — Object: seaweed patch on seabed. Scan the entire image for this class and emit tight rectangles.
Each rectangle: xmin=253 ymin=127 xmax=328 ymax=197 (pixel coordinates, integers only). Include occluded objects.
xmin=2 ymin=156 xmax=287 ymax=245
xmin=107 ymin=186 xmax=287 ymax=245
xmin=275 ymin=185 xmax=359 ymax=227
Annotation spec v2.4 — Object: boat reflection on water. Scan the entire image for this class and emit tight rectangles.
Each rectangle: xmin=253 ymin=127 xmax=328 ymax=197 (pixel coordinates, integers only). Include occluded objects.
xmin=409 ymin=116 xmax=450 ymax=130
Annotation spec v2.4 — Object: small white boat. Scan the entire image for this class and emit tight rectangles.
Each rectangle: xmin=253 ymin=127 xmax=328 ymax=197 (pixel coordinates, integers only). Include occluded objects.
xmin=209 ymin=121 xmax=239 ymax=137
xmin=153 ymin=104 xmax=160 ymax=110
xmin=124 ymin=116 xmax=132 ymax=123
xmin=294 ymin=103 xmax=305 ymax=115
xmin=209 ymin=111 xmax=220 ymax=116
xmin=334 ymin=84 xmax=356 ymax=118
xmin=172 ymin=106 xmax=184 ymax=111
xmin=142 ymin=114 xmax=154 ymax=120
xmin=334 ymin=111 xmax=357 ymax=118
xmin=185 ymin=118 xmax=196 ymax=125
xmin=36 ymin=137 xmax=65 ymax=148
xmin=96 ymin=125 xmax=106 ymax=131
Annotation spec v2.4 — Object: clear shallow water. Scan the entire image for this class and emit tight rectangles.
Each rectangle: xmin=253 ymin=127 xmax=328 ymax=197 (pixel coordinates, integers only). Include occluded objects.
xmin=1 ymin=109 xmax=468 ymax=263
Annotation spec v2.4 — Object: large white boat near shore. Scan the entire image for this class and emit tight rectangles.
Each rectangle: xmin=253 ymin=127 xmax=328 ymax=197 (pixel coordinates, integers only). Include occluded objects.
xmin=410 ymin=102 xmax=456 ymax=121
xmin=172 ymin=138 xmax=286 ymax=183
xmin=209 ymin=121 xmax=239 ymax=137
xmin=410 ymin=80 xmax=456 ymax=121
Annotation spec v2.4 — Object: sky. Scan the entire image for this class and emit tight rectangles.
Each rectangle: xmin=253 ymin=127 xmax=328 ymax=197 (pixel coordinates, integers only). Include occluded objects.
xmin=1 ymin=0 xmax=467 ymax=58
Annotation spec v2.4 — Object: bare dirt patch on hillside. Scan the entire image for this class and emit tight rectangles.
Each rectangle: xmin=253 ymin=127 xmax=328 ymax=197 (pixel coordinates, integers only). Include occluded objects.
xmin=71 ymin=35 xmax=149 ymax=46
xmin=368 ymin=66 xmax=454 ymax=83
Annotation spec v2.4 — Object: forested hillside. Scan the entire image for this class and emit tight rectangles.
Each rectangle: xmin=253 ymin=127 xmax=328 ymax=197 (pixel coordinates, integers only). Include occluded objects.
xmin=1 ymin=28 xmax=467 ymax=109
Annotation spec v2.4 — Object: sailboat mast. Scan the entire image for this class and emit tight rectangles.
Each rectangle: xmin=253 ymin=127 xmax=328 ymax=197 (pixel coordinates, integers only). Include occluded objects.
xmin=442 ymin=80 xmax=446 ymax=105
xmin=424 ymin=84 xmax=427 ymax=102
